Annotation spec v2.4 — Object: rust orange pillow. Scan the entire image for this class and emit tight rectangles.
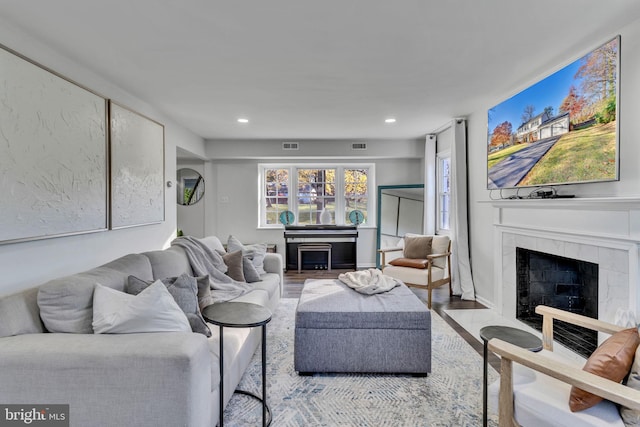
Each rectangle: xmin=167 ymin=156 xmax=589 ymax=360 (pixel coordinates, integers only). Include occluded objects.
xmin=569 ymin=327 xmax=640 ymax=412
xmin=389 ymin=258 xmax=429 ymax=269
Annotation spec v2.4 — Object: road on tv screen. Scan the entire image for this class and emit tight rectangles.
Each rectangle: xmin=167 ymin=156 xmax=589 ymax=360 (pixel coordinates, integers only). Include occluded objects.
xmin=488 ymin=136 xmax=561 ymax=189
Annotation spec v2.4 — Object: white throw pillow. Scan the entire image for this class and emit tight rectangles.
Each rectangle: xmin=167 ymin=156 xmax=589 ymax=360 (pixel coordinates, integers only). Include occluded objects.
xmin=92 ymin=281 xmax=191 ymax=334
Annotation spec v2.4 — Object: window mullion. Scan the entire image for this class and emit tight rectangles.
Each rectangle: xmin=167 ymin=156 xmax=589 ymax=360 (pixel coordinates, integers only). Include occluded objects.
xmin=335 ymin=166 xmax=344 ymax=225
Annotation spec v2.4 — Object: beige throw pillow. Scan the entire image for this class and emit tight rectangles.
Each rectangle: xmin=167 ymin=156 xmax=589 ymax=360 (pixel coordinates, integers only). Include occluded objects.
xmin=403 ymin=236 xmax=433 ymax=259
xmin=221 ymin=250 xmax=246 ymax=282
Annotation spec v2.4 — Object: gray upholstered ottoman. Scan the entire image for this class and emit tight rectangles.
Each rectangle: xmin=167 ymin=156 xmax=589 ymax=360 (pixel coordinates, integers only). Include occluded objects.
xmin=294 ymin=278 xmax=431 ymax=375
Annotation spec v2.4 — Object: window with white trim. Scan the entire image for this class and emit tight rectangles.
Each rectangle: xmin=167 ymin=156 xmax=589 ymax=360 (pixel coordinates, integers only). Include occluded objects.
xmin=437 ymin=153 xmax=451 ymax=232
xmin=296 ymin=168 xmax=336 ymax=225
xmin=259 ymin=164 xmax=373 ymax=227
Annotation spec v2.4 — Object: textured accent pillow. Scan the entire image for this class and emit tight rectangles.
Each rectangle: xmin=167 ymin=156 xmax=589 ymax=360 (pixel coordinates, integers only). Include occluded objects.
xmin=569 ymin=327 xmax=640 ymax=412
xmin=228 ymin=235 xmax=267 ymax=275
xmin=221 ymin=250 xmax=246 ymax=282
xmin=93 ymin=282 xmax=191 ymax=334
xmin=621 ymin=341 xmax=640 ymax=425
xmin=389 ymin=258 xmax=429 ymax=269
xmin=126 ymin=274 xmax=211 ymax=337
xmin=242 ymin=255 xmax=262 ymax=283
xmin=403 ymin=236 xmax=433 ymax=259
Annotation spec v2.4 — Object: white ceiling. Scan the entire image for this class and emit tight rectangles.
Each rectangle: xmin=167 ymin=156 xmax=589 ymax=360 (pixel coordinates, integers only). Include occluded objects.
xmin=1 ymin=0 xmax=639 ymax=140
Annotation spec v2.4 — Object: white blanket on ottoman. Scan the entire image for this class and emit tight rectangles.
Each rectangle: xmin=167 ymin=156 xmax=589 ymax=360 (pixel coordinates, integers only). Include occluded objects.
xmin=338 ymin=268 xmax=401 ymax=295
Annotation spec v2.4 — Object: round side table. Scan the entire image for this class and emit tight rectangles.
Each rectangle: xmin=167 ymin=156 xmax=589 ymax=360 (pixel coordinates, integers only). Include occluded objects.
xmin=480 ymin=325 xmax=542 ymax=427
xmin=202 ymin=302 xmax=273 ymax=427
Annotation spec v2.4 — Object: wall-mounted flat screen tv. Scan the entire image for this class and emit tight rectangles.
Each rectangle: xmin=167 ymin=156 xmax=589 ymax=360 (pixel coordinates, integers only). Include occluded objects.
xmin=487 ymin=36 xmax=620 ymax=190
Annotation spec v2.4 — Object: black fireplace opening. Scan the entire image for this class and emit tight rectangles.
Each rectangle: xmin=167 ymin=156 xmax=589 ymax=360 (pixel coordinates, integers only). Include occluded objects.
xmin=516 ymin=247 xmax=598 ymax=358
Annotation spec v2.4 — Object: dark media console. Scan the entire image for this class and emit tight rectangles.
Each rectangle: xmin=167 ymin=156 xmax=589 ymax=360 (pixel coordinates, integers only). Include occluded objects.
xmin=283 ymin=225 xmax=358 ymax=271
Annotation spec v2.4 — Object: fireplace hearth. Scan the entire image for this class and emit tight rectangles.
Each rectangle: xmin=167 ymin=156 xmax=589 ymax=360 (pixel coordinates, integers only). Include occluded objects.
xmin=516 ymin=247 xmax=598 ymax=358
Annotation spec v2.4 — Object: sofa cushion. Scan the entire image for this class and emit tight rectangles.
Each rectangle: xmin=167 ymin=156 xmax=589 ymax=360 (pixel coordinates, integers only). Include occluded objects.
xmin=127 ymin=274 xmax=211 ymax=337
xmin=403 ymin=236 xmax=433 ymax=259
xmin=569 ymin=327 xmax=640 ymax=412
xmin=0 ymin=287 xmax=44 ymax=337
xmin=100 ymin=253 xmax=154 ymax=281
xmin=246 ymin=273 xmax=281 ymax=309
xmin=142 ymin=246 xmax=192 ymax=280
xmin=199 ymin=235 xmax=226 ymax=253
xmin=37 ymin=266 xmax=133 ymax=334
xmin=228 ymin=235 xmax=267 ymax=275
xmin=488 ymin=349 xmax=625 ymax=427
xmin=382 ymin=264 xmax=445 ymax=287
xmin=93 ymin=282 xmax=191 ymax=334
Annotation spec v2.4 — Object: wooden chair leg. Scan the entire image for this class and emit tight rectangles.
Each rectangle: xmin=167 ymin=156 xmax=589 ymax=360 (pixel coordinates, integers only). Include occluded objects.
xmin=427 ymin=287 xmax=433 ymax=309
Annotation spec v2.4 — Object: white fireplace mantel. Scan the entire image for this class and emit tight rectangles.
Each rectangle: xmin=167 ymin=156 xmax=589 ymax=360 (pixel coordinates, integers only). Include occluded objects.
xmin=485 ymin=197 xmax=640 ymax=326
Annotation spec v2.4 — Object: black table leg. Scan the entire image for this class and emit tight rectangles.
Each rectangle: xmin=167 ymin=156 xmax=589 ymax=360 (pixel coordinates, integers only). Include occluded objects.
xmin=219 ymin=325 xmax=224 ymax=427
xmin=483 ymin=338 xmax=488 ymax=427
xmin=262 ymin=324 xmax=267 ymax=427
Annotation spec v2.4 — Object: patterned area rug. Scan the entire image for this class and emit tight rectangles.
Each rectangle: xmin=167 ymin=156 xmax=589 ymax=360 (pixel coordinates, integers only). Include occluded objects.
xmin=224 ymin=298 xmax=499 ymax=426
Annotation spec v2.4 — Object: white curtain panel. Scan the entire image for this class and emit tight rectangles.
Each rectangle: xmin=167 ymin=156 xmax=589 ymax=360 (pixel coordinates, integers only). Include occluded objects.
xmin=424 ymin=134 xmax=437 ymax=235
xmin=449 ymin=119 xmax=476 ymax=300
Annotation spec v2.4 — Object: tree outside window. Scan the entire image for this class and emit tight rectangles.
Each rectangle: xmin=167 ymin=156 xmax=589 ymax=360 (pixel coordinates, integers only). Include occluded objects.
xmin=264 ymin=168 xmax=289 ymax=225
xmin=297 ymin=168 xmax=335 ymax=225
xmin=344 ymin=168 xmax=368 ymax=225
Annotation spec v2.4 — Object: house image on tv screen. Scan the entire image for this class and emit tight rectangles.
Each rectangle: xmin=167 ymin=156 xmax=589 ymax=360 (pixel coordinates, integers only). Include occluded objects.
xmin=515 ymin=111 xmax=569 ymax=144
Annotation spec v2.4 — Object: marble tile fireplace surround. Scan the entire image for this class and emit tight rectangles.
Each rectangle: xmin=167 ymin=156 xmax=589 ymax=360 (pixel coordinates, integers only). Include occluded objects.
xmin=490 ymin=197 xmax=640 ymax=339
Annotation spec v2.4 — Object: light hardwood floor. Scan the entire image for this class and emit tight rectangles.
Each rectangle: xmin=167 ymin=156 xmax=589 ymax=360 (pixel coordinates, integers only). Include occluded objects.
xmin=283 ymin=269 xmax=501 ymax=370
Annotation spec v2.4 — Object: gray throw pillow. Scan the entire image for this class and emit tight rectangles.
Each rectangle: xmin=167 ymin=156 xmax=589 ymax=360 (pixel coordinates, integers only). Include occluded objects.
xmin=242 ymin=255 xmax=262 ymax=283
xmin=37 ymin=280 xmax=96 ymax=334
xmin=126 ymin=273 xmax=211 ymax=337
xmin=195 ymin=275 xmax=214 ymax=311
xmin=228 ymin=235 xmax=267 ymax=275
xmin=403 ymin=236 xmax=433 ymax=259
xmin=221 ymin=250 xmax=246 ymax=282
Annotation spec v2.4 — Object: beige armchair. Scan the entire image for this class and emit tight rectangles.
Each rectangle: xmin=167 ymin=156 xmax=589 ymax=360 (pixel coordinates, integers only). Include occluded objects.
xmin=378 ymin=234 xmax=452 ymax=309
xmin=488 ymin=305 xmax=640 ymax=427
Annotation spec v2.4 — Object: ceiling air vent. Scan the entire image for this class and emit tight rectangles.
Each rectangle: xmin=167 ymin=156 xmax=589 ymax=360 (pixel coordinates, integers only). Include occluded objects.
xmin=351 ymin=143 xmax=367 ymax=150
xmin=282 ymin=142 xmax=299 ymax=150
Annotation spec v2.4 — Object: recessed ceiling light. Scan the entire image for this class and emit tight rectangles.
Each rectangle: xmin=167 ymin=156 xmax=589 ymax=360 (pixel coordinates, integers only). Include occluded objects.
xmin=237 ymin=118 xmax=249 ymax=123
xmin=385 ymin=118 xmax=396 ymax=123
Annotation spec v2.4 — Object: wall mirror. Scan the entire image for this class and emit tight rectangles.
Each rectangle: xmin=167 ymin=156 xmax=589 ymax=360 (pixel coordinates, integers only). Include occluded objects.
xmin=177 ymin=168 xmax=205 ymax=205
xmin=376 ymin=184 xmax=424 ymax=267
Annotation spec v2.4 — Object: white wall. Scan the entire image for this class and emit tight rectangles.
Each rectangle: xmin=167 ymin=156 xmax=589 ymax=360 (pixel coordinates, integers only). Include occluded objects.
xmin=467 ymin=18 xmax=640 ymax=307
xmin=0 ymin=18 xmax=205 ymax=295
xmin=205 ymin=156 xmax=424 ymax=267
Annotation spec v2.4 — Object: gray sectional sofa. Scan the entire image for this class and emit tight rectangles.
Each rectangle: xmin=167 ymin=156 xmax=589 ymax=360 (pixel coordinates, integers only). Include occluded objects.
xmin=0 ymin=236 xmax=282 ymax=427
